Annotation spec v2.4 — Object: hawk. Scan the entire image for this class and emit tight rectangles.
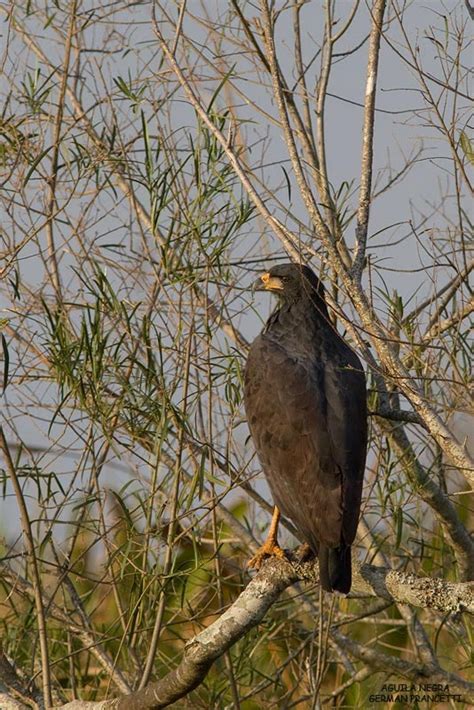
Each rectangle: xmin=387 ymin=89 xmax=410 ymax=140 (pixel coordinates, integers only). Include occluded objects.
xmin=244 ymin=263 xmax=367 ymax=593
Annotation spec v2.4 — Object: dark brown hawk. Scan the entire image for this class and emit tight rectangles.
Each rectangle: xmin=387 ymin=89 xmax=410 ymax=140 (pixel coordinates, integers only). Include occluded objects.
xmin=244 ymin=263 xmax=367 ymax=594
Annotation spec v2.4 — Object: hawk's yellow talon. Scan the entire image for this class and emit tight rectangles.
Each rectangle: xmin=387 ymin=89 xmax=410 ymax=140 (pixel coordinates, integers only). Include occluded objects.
xmin=247 ymin=506 xmax=285 ymax=570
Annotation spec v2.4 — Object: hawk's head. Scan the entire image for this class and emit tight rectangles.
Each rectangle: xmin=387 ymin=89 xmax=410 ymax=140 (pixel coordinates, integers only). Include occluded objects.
xmin=252 ymin=263 xmax=326 ymax=305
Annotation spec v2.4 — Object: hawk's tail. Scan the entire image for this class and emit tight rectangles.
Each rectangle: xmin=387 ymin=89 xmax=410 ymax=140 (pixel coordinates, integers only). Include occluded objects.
xmin=318 ymin=544 xmax=351 ymax=594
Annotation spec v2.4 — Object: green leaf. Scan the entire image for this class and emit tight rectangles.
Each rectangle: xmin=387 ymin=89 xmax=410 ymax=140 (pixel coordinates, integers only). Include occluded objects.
xmin=281 ymin=165 xmax=291 ymax=203
xmin=1 ymin=334 xmax=8 ymax=393
xmin=23 ymin=145 xmax=52 ymax=186
xmin=207 ymin=64 xmax=236 ymax=113
xmin=460 ymin=131 xmax=474 ymax=166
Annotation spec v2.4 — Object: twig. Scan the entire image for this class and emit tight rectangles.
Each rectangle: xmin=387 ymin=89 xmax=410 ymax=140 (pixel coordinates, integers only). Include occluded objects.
xmin=423 ymin=298 xmax=473 ymax=342
xmin=402 ymin=259 xmax=473 ymax=325
xmin=171 ymin=0 xmax=186 ymax=56
xmin=45 ymin=0 xmax=78 ymax=297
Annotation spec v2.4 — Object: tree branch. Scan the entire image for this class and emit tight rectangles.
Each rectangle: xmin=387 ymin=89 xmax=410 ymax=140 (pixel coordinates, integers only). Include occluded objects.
xmin=56 ymin=556 xmax=474 ymax=710
xmin=369 ymin=405 xmax=424 ymax=426
xmin=352 ymin=0 xmax=386 ymax=279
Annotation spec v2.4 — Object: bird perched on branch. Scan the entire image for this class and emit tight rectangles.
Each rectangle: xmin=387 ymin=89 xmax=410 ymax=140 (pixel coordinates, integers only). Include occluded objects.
xmin=244 ymin=263 xmax=367 ymax=594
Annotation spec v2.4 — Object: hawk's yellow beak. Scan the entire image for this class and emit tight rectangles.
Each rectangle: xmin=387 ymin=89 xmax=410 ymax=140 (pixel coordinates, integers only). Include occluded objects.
xmin=259 ymin=272 xmax=284 ymax=291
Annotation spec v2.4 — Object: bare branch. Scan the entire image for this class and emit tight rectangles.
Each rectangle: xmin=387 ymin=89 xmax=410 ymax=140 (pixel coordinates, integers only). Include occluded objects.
xmin=370 ymin=405 xmax=424 ymax=426
xmin=352 ymin=0 xmax=387 ymax=279
xmin=44 ymin=0 xmax=77 ymax=298
xmin=423 ymin=297 xmax=473 ymax=342
xmin=403 ymin=259 xmax=473 ymax=324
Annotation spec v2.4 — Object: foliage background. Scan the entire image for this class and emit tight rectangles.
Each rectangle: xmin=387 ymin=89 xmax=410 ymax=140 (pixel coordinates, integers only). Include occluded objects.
xmin=0 ymin=0 xmax=472 ymax=707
